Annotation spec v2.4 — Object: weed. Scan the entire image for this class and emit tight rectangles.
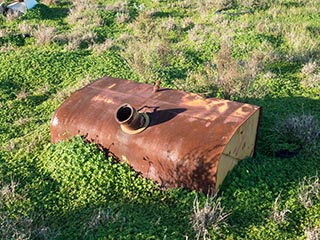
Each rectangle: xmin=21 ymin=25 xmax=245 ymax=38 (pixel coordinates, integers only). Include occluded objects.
xmin=40 ymin=0 xmax=59 ymax=5
xmin=270 ymin=193 xmax=291 ymax=224
xmin=162 ymin=17 xmax=177 ymax=31
xmin=32 ymin=23 xmax=58 ymax=45
xmin=85 ymin=207 xmax=118 ymax=236
xmin=116 ymin=12 xmax=130 ymax=24
xmin=187 ymin=24 xmax=206 ymax=45
xmin=89 ymin=38 xmax=115 ymax=53
xmin=174 ymin=65 xmax=218 ymax=96
xmin=35 ymin=226 xmax=60 ymax=240
xmin=276 ymin=114 xmax=320 ymax=150
xmin=0 ymin=179 xmax=32 ymax=240
xmin=105 ymin=1 xmax=129 ymax=13
xmin=16 ymin=89 xmax=28 ymax=100
xmin=64 ymin=0 xmax=102 ymax=50
xmin=0 ymin=28 xmax=9 ymax=37
xmin=305 ymin=226 xmax=320 ymax=240
xmin=191 ymin=194 xmax=230 ymax=240
xmin=302 ymin=60 xmax=318 ymax=75
xmin=239 ymin=0 xmax=270 ymax=9
xmin=301 ymin=60 xmax=320 ymax=88
xmin=216 ymin=43 xmax=241 ymax=99
xmin=5 ymin=10 xmax=21 ymax=21
xmin=298 ymin=174 xmax=319 ymax=209
xmin=121 ymin=36 xmax=171 ymax=83
xmin=17 ymin=22 xmax=33 ymax=36
xmin=213 ymin=0 xmax=234 ymax=10
xmin=14 ymin=117 xmax=33 ymax=126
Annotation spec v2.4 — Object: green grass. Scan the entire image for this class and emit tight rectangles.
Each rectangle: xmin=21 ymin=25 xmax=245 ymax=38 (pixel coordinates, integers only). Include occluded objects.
xmin=1 ymin=0 xmax=319 ymax=239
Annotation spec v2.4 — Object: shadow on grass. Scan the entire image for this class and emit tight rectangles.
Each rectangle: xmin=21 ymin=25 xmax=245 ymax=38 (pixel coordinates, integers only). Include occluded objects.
xmin=245 ymin=96 xmax=320 ymax=156
xmin=150 ymin=9 xmax=186 ymax=19
xmin=21 ymin=4 xmax=69 ymax=21
xmin=41 ymin=201 xmax=194 ymax=239
xmin=0 ymin=34 xmax=27 ymax=47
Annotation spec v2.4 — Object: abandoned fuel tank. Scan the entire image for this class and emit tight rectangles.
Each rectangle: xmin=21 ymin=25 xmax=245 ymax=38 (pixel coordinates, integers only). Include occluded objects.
xmin=50 ymin=76 xmax=261 ymax=193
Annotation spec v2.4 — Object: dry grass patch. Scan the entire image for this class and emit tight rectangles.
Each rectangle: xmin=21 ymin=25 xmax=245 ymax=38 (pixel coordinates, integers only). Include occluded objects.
xmin=40 ymin=0 xmax=60 ymax=5
xmin=32 ymin=24 xmax=58 ymax=45
xmin=64 ymin=0 xmax=102 ymax=50
xmin=14 ymin=117 xmax=33 ymax=126
xmin=270 ymin=193 xmax=291 ymax=224
xmin=305 ymin=226 xmax=320 ymax=240
xmin=18 ymin=22 xmax=58 ymax=45
xmin=17 ymin=22 xmax=33 ymax=35
xmin=16 ymin=89 xmax=29 ymax=100
xmin=105 ymin=1 xmax=129 ymax=13
xmin=285 ymin=27 xmax=319 ymax=61
xmin=302 ymin=60 xmax=318 ymax=75
xmin=0 ymin=180 xmax=32 ymax=240
xmin=174 ymin=64 xmax=217 ymax=96
xmin=277 ymin=114 xmax=320 ymax=150
xmin=4 ymin=10 xmax=22 ymax=21
xmin=116 ymin=12 xmax=130 ymax=24
xmin=117 ymin=33 xmax=132 ymax=43
xmin=63 ymin=29 xmax=97 ymax=51
xmin=0 ymin=44 xmax=15 ymax=52
xmin=215 ymin=43 xmax=242 ymax=99
xmin=0 ymin=28 xmax=9 ymax=37
xmin=187 ymin=24 xmax=207 ymax=46
xmin=121 ymin=36 xmax=171 ymax=83
xmin=174 ymin=41 xmax=270 ymax=99
xmin=0 ymin=179 xmax=59 ymax=239
xmin=161 ymin=17 xmax=177 ymax=31
xmin=84 ymin=207 xmax=119 ymax=236
xmin=298 ymin=174 xmax=319 ymax=209
xmin=127 ymin=13 xmax=157 ymax=41
xmin=89 ymin=38 xmax=115 ymax=54
xmin=191 ymin=194 xmax=230 ymax=240
xmin=301 ymin=60 xmax=320 ymax=88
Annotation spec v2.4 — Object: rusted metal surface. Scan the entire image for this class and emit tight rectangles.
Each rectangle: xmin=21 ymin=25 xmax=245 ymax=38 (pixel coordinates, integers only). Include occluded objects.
xmin=50 ymin=76 xmax=261 ymax=193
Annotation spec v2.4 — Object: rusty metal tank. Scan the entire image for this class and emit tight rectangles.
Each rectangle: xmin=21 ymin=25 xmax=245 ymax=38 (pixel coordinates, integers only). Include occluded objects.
xmin=50 ymin=76 xmax=261 ymax=193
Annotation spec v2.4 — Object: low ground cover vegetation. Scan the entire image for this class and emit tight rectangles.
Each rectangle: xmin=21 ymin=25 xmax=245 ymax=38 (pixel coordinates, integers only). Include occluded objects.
xmin=0 ymin=0 xmax=319 ymax=239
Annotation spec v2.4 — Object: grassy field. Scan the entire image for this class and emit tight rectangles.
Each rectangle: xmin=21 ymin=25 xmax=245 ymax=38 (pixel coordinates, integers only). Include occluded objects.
xmin=0 ymin=0 xmax=319 ymax=239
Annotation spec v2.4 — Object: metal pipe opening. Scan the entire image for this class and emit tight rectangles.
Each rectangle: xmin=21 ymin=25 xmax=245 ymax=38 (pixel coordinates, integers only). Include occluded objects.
xmin=116 ymin=104 xmax=134 ymax=124
xmin=115 ymin=103 xmax=149 ymax=134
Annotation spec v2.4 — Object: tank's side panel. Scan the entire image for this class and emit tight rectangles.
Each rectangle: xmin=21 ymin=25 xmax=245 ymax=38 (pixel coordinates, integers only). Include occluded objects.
xmin=216 ymin=109 xmax=261 ymax=188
